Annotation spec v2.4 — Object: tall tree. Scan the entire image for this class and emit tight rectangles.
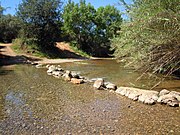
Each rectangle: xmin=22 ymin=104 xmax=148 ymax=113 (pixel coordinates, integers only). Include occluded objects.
xmin=62 ymin=0 xmax=122 ymax=56
xmin=16 ymin=0 xmax=63 ymax=49
xmin=0 ymin=15 xmax=21 ymax=42
xmin=94 ymin=5 xmax=122 ymax=56
xmin=62 ymin=0 xmax=95 ymax=50
xmin=0 ymin=4 xmax=21 ymax=43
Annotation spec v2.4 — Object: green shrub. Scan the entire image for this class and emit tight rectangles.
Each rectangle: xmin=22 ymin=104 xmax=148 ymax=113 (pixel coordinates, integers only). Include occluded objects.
xmin=12 ymin=38 xmax=47 ymax=58
xmin=112 ymin=0 xmax=180 ymax=75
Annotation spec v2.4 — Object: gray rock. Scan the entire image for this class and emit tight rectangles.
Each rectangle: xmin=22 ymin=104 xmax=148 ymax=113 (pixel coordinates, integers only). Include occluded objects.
xmin=105 ymin=83 xmax=117 ymax=90
xmin=35 ymin=64 xmax=43 ymax=68
xmin=62 ymin=70 xmax=72 ymax=81
xmin=159 ymin=89 xmax=170 ymax=96
xmin=167 ymin=100 xmax=179 ymax=107
xmin=138 ymin=91 xmax=158 ymax=104
xmin=157 ymin=94 xmax=179 ymax=107
xmin=93 ymin=78 xmax=104 ymax=90
xmin=56 ymin=67 xmax=64 ymax=72
xmin=52 ymin=71 xmax=63 ymax=76
xmin=144 ymin=98 xmax=156 ymax=105
xmin=169 ymin=91 xmax=180 ymax=101
xmin=116 ymin=87 xmax=158 ymax=105
xmin=71 ymin=71 xmax=80 ymax=79
xmin=128 ymin=92 xmax=139 ymax=101
xmin=46 ymin=64 xmax=50 ymax=68
xmin=138 ymin=94 xmax=146 ymax=103
xmin=115 ymin=87 xmax=127 ymax=96
xmin=125 ymin=90 xmax=130 ymax=97
xmin=169 ymin=91 xmax=180 ymax=96
xmin=47 ymin=65 xmax=56 ymax=73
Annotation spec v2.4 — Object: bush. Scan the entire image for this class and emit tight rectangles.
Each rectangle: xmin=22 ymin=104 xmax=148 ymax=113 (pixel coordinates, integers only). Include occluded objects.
xmin=112 ymin=0 xmax=180 ymax=76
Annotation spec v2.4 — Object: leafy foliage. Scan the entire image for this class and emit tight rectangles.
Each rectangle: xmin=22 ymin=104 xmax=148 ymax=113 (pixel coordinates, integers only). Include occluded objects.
xmin=112 ymin=0 xmax=180 ymax=75
xmin=0 ymin=4 xmax=21 ymax=43
xmin=0 ymin=3 xmax=4 ymax=17
xmin=62 ymin=0 xmax=122 ymax=56
xmin=16 ymin=0 xmax=63 ymax=50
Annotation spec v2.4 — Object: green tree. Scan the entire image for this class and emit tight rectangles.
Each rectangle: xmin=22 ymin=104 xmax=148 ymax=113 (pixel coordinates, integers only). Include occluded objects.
xmin=62 ymin=0 xmax=96 ymax=53
xmin=0 ymin=3 xmax=21 ymax=43
xmin=112 ymin=0 xmax=180 ymax=75
xmin=93 ymin=5 xmax=122 ymax=56
xmin=16 ymin=0 xmax=63 ymax=50
xmin=62 ymin=0 xmax=122 ymax=56
xmin=0 ymin=15 xmax=22 ymax=42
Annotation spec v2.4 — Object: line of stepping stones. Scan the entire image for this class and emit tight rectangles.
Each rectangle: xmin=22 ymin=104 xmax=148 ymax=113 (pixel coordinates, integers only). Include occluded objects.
xmin=36 ymin=64 xmax=180 ymax=107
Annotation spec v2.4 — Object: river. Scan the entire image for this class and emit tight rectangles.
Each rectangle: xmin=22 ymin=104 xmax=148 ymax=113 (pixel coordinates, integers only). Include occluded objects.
xmin=0 ymin=59 xmax=180 ymax=134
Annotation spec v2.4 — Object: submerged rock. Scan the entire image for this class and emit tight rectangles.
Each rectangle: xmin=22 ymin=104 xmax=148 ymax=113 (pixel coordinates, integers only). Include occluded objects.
xmin=93 ymin=78 xmax=104 ymax=90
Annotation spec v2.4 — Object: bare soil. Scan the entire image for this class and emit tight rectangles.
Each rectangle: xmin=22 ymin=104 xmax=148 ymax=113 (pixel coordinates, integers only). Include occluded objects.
xmin=0 ymin=42 xmax=85 ymax=66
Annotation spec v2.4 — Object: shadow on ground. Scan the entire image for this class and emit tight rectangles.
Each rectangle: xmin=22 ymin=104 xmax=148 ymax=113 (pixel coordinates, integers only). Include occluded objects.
xmin=0 ymin=54 xmax=41 ymax=66
xmin=42 ymin=45 xmax=85 ymax=59
xmin=0 ymin=45 xmax=86 ymax=67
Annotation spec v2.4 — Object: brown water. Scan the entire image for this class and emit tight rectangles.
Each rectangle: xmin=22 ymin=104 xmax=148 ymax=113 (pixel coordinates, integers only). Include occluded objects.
xmin=0 ymin=60 xmax=180 ymax=135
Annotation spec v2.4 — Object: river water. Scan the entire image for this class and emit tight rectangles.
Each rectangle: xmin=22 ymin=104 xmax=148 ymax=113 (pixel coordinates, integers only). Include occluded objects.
xmin=0 ymin=60 xmax=180 ymax=134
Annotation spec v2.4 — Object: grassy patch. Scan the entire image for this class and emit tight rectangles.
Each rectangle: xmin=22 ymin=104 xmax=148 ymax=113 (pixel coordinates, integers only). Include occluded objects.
xmin=12 ymin=38 xmax=47 ymax=58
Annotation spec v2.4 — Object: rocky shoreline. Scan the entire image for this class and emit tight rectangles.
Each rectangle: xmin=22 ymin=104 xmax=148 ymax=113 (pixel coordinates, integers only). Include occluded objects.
xmin=36 ymin=64 xmax=180 ymax=107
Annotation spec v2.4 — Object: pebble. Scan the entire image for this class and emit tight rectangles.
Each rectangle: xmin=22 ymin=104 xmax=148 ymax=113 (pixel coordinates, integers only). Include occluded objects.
xmin=170 ymin=130 xmax=174 ymax=133
xmin=114 ymin=120 xmax=119 ymax=122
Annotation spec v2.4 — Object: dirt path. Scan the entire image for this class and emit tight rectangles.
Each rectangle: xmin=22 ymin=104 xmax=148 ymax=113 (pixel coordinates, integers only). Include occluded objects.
xmin=0 ymin=43 xmax=85 ymax=65
xmin=0 ymin=43 xmax=16 ymax=57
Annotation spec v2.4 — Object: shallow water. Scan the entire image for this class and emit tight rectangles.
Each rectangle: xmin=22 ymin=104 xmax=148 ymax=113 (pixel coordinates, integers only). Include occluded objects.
xmin=0 ymin=60 xmax=180 ymax=134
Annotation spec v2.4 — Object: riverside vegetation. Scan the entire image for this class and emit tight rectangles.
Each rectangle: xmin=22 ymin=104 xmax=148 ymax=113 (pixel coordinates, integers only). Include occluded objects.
xmin=111 ymin=0 xmax=180 ymax=77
